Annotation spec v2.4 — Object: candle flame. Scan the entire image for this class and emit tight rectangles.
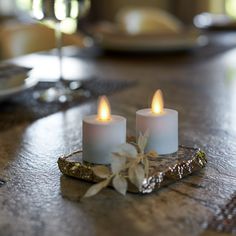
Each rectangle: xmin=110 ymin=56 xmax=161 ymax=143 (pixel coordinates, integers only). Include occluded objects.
xmin=97 ymin=96 xmax=111 ymax=121
xmin=151 ymin=89 xmax=164 ymax=114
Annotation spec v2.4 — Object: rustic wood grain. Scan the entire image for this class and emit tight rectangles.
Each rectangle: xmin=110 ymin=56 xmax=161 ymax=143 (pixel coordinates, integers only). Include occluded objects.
xmin=0 ymin=42 xmax=236 ymax=236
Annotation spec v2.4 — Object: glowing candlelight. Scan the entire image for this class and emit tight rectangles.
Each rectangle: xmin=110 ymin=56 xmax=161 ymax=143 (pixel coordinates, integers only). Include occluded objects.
xmin=83 ymin=96 xmax=126 ymax=164
xmin=97 ymin=96 xmax=111 ymax=121
xmin=151 ymin=89 xmax=164 ymax=114
xmin=136 ymin=89 xmax=178 ymax=155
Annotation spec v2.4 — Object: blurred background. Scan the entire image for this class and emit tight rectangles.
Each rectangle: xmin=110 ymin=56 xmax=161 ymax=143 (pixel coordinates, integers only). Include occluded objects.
xmin=0 ymin=0 xmax=236 ymax=59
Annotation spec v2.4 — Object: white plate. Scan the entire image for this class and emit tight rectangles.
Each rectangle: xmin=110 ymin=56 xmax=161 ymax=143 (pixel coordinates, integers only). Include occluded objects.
xmin=94 ymin=30 xmax=208 ymax=52
xmin=0 ymin=77 xmax=39 ymax=101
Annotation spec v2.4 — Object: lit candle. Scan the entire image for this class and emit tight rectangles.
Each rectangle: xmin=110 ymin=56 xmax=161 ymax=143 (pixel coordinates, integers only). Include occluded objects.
xmin=136 ymin=90 xmax=178 ymax=155
xmin=83 ymin=96 xmax=126 ymax=164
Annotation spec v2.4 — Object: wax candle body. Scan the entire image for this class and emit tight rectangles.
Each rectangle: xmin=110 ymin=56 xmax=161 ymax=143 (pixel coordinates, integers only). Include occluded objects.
xmin=136 ymin=108 xmax=178 ymax=155
xmin=83 ymin=115 xmax=126 ymax=164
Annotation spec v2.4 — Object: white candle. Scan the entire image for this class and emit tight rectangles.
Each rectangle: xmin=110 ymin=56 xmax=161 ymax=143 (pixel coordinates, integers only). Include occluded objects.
xmin=136 ymin=90 xmax=178 ymax=155
xmin=83 ymin=96 xmax=126 ymax=164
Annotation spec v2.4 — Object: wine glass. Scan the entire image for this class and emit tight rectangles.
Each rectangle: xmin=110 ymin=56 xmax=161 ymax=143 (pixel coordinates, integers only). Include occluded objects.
xmin=30 ymin=0 xmax=91 ymax=103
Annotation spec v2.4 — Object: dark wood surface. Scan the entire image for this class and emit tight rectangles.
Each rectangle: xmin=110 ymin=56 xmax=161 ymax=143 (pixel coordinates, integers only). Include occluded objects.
xmin=0 ymin=40 xmax=236 ymax=236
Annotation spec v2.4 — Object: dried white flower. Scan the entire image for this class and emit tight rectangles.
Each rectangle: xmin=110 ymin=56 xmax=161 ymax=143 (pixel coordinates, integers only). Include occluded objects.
xmin=83 ymin=131 xmax=158 ymax=198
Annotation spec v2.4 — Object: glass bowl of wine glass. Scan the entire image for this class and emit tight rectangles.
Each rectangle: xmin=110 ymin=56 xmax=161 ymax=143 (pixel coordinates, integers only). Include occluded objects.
xmin=30 ymin=0 xmax=91 ymax=103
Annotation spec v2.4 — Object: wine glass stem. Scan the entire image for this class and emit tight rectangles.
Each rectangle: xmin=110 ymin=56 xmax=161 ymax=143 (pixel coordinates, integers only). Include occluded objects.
xmin=55 ymin=22 xmax=64 ymax=86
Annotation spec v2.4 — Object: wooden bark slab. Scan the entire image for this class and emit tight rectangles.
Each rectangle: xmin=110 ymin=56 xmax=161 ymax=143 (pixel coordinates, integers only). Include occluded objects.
xmin=58 ymin=145 xmax=207 ymax=193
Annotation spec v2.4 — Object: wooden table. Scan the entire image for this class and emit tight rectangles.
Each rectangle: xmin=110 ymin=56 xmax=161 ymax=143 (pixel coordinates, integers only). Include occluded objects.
xmin=0 ymin=40 xmax=236 ymax=236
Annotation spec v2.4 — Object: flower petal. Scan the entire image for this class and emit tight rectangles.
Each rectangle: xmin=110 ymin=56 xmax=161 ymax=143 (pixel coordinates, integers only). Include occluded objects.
xmin=92 ymin=166 xmax=111 ymax=179
xmin=112 ymin=175 xmax=128 ymax=196
xmin=83 ymin=178 xmax=110 ymax=198
xmin=113 ymin=143 xmax=138 ymax=158
xmin=143 ymin=157 xmax=149 ymax=178
xmin=111 ymin=155 xmax=126 ymax=174
xmin=137 ymin=131 xmax=149 ymax=153
xmin=128 ymin=164 xmax=145 ymax=190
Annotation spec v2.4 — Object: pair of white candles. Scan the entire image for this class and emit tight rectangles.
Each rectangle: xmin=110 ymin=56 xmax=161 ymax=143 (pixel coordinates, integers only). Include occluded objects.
xmin=83 ymin=90 xmax=178 ymax=164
